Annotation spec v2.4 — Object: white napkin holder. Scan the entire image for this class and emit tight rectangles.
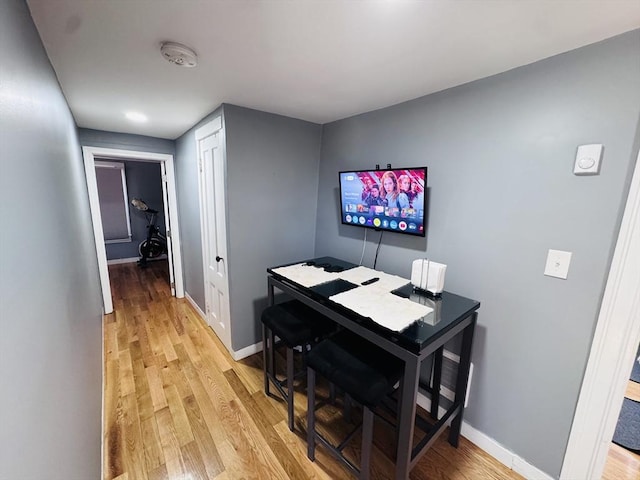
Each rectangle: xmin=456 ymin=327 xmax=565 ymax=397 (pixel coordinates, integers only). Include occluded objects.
xmin=411 ymin=259 xmax=446 ymax=296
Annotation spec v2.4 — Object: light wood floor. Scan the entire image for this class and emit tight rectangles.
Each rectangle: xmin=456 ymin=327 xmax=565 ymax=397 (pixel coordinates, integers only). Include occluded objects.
xmin=602 ymin=379 xmax=640 ymax=480
xmin=104 ymin=261 xmax=527 ymax=479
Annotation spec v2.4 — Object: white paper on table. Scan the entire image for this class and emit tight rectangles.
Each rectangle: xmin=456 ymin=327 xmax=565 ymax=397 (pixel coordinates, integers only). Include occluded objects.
xmin=271 ymin=263 xmax=340 ymax=287
xmin=330 ymin=286 xmax=433 ymax=332
xmin=366 ymin=272 xmax=411 ymax=292
xmin=337 ymin=266 xmax=411 ymax=292
xmin=334 ymin=266 xmax=378 ymax=285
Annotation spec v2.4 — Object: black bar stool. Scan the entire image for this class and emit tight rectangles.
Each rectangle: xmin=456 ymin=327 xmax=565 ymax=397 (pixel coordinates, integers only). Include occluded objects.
xmin=306 ymin=331 xmax=404 ymax=479
xmin=261 ymin=300 xmax=335 ymax=431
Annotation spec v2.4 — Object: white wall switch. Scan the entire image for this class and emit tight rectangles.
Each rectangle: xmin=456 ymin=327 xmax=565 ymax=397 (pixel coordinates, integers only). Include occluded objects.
xmin=574 ymin=144 xmax=603 ymax=175
xmin=544 ymin=249 xmax=572 ymax=279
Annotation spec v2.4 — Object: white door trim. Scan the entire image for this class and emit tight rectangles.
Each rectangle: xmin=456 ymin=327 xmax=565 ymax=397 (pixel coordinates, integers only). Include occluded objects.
xmin=82 ymin=146 xmax=185 ymax=313
xmin=561 ymin=151 xmax=640 ymax=479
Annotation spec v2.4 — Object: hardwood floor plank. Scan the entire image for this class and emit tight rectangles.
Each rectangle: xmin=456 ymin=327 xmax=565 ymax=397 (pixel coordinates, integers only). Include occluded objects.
xmin=104 ymin=359 xmax=124 ymax=480
xmin=105 ymin=319 xmax=118 ymax=360
xmin=164 ymin=383 xmax=195 ymax=446
xmin=136 ymin=314 xmax=157 ymax=367
xmin=232 ymin=353 xmax=265 ymax=396
xmin=140 ymin=415 xmax=165 ymax=472
xmin=118 ymin=348 xmax=135 ymax=397
xmin=157 ymin=316 xmax=179 ymax=362
xmin=626 ymin=380 xmax=640 ymax=403
xmin=603 ymin=443 xmax=640 ymax=480
xmin=175 ymin=344 xmax=229 ymax=448
xmin=183 ymin=394 xmax=225 ymax=479
xmin=180 ymin=440 xmax=210 ymax=480
xmin=121 ymin=393 xmax=147 ymax=480
xmin=155 ymin=406 xmax=185 ymax=478
xmin=130 ymin=345 xmax=155 ymax=422
xmin=146 ymin=364 xmax=168 ymax=412
xmin=224 ymin=369 xmax=313 ymax=479
xmin=161 ymin=359 xmax=193 ymax=400
xmin=147 ymin=464 xmax=169 ymax=480
xmin=272 ymin=420 xmax=334 ymax=480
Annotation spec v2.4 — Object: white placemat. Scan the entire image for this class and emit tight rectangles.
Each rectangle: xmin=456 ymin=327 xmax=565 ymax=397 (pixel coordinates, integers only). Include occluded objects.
xmin=335 ymin=265 xmax=378 ymax=284
xmin=271 ymin=263 xmax=341 ymax=287
xmin=337 ymin=266 xmax=411 ymax=292
xmin=330 ymin=286 xmax=433 ymax=332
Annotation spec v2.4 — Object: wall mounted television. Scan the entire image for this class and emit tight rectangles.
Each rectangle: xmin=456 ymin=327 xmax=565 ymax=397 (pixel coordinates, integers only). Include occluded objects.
xmin=339 ymin=167 xmax=427 ymax=237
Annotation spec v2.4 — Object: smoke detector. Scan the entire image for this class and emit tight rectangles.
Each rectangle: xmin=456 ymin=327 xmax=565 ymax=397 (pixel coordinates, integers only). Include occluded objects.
xmin=160 ymin=42 xmax=198 ymax=67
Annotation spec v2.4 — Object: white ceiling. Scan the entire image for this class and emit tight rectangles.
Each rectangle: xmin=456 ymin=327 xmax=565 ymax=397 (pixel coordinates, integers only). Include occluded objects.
xmin=27 ymin=0 xmax=640 ymax=140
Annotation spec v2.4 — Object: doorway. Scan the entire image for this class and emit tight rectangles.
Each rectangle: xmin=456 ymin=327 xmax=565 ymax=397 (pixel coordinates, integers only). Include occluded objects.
xmin=82 ymin=147 xmax=184 ymax=313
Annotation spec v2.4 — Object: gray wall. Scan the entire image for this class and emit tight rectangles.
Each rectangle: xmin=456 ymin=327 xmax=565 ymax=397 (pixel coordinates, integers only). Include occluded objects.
xmin=0 ymin=0 xmax=103 ymax=478
xmin=224 ymin=104 xmax=322 ymax=350
xmin=315 ymin=30 xmax=640 ymax=477
xmin=78 ymin=127 xmax=175 ymax=156
xmin=175 ymin=105 xmax=323 ymax=351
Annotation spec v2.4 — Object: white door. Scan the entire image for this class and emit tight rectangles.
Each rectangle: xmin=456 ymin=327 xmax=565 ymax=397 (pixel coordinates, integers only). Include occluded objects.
xmin=160 ymin=162 xmax=176 ymax=296
xmin=197 ymin=122 xmax=232 ymax=352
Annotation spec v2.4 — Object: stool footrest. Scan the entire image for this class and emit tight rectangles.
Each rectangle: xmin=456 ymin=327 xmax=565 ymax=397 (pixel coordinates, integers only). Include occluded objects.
xmin=336 ymin=422 xmax=362 ymax=452
xmin=314 ymin=431 xmax=361 ymax=477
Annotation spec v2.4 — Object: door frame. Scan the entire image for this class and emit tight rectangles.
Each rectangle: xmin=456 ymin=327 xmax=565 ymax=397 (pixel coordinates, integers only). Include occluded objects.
xmin=82 ymin=146 xmax=185 ymax=313
xmin=561 ymin=150 xmax=640 ymax=479
xmin=195 ymin=116 xmax=233 ymax=352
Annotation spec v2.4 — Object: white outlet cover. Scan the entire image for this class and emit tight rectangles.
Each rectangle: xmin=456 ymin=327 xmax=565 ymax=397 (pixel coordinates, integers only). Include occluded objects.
xmin=574 ymin=144 xmax=603 ymax=175
xmin=544 ymin=249 xmax=572 ymax=279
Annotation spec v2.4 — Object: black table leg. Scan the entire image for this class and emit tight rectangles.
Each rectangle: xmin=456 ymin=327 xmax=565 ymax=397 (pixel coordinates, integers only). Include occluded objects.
xmin=395 ymin=357 xmax=420 ymax=479
xmin=431 ymin=346 xmax=443 ymax=420
xmin=448 ymin=312 xmax=477 ymax=447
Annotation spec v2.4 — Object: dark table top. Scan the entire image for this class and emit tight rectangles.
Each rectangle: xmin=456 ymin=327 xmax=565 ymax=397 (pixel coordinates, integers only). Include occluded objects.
xmin=268 ymin=256 xmax=480 ymax=354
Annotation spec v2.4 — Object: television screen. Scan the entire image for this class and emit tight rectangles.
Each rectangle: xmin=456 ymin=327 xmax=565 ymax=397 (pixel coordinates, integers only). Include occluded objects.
xmin=339 ymin=167 xmax=427 ymax=236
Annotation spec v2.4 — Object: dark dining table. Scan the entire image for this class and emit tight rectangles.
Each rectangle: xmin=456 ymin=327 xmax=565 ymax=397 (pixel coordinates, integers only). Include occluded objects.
xmin=267 ymin=256 xmax=480 ymax=479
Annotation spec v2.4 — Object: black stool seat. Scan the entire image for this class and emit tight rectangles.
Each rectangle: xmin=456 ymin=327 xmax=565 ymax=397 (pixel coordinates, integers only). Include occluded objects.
xmin=306 ymin=332 xmax=403 ymax=408
xmin=306 ymin=331 xmax=404 ymax=479
xmin=262 ymin=301 xmax=335 ymax=347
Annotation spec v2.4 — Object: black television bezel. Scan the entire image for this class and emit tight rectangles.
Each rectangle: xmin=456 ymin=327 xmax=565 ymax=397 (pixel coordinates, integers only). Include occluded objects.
xmin=338 ymin=166 xmax=428 ymax=237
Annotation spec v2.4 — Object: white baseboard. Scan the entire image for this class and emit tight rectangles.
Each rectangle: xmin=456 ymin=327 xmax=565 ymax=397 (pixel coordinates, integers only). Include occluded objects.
xmin=232 ymin=342 xmax=263 ymax=361
xmin=106 ymin=256 xmax=139 ymax=265
xmin=460 ymin=421 xmax=553 ymax=480
xmin=185 ymin=292 xmax=206 ymax=320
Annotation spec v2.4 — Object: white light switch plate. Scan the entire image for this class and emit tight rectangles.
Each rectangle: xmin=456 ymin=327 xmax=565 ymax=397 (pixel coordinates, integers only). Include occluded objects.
xmin=544 ymin=249 xmax=572 ymax=279
xmin=574 ymin=144 xmax=603 ymax=175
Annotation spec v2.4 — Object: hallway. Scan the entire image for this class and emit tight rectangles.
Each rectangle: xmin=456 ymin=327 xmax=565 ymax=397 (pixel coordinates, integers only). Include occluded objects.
xmin=103 ymin=262 xmax=523 ymax=479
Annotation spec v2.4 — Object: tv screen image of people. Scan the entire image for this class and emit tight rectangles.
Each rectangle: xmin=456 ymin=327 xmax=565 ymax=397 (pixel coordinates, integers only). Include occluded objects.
xmin=339 ymin=167 xmax=427 ymax=237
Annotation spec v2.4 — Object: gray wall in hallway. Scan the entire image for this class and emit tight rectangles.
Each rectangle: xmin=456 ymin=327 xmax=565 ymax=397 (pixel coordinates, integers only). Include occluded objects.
xmin=175 ymin=105 xmax=323 ymax=351
xmin=78 ymin=128 xmax=176 ymax=156
xmin=224 ymin=104 xmax=322 ymax=351
xmin=0 ymin=0 xmax=103 ymax=478
xmin=314 ymin=30 xmax=640 ymax=477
